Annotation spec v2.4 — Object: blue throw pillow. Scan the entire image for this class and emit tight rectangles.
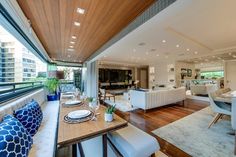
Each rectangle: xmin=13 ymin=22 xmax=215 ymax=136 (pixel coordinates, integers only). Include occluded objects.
xmin=0 ymin=114 xmax=33 ymax=157
xmin=14 ymin=100 xmax=43 ymax=136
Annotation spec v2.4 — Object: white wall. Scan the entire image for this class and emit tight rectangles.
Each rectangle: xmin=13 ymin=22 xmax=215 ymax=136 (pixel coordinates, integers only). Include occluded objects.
xmin=224 ymin=60 xmax=236 ymax=90
xmin=149 ymin=62 xmax=170 ymax=88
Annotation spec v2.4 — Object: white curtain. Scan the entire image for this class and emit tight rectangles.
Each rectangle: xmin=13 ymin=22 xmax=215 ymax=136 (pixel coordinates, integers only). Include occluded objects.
xmin=85 ymin=61 xmax=98 ymax=98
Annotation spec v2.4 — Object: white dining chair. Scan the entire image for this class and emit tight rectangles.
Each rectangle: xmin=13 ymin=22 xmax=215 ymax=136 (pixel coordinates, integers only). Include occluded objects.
xmin=208 ymin=92 xmax=231 ymax=128
xmin=231 ymin=98 xmax=236 ymax=155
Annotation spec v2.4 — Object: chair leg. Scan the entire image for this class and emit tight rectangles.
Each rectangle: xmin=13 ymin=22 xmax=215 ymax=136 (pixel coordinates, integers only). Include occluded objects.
xmin=208 ymin=113 xmax=222 ymax=128
xmin=235 ymin=131 xmax=236 ymax=155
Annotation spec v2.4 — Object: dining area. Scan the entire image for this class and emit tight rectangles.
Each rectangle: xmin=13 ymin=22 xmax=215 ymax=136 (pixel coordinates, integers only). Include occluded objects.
xmin=56 ymin=91 xmax=159 ymax=157
xmin=207 ymin=87 xmax=236 ymax=154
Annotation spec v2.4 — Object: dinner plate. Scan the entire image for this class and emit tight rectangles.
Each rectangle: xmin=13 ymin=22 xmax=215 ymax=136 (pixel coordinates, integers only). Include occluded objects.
xmin=65 ymin=100 xmax=82 ymax=106
xmin=62 ymin=94 xmax=74 ymax=98
xmin=67 ymin=110 xmax=91 ymax=119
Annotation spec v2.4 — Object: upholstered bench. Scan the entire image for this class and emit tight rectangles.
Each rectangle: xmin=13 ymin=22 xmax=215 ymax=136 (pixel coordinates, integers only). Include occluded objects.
xmin=108 ymin=124 xmax=160 ymax=157
xmin=0 ymin=89 xmax=60 ymax=157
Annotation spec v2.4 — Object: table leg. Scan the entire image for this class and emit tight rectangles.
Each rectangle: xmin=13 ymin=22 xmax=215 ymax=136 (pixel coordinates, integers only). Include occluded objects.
xmin=102 ymin=134 xmax=108 ymax=157
xmin=72 ymin=144 xmax=77 ymax=157
xmin=78 ymin=143 xmax=85 ymax=157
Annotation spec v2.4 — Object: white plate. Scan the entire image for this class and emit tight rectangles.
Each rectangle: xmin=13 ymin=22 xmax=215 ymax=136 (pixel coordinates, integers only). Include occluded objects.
xmin=68 ymin=110 xmax=91 ymax=119
xmin=65 ymin=100 xmax=82 ymax=105
xmin=62 ymin=94 xmax=74 ymax=98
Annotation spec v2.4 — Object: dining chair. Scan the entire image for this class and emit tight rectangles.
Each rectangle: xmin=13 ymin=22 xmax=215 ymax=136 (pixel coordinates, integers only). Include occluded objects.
xmin=99 ymin=88 xmax=116 ymax=102
xmin=208 ymin=92 xmax=231 ymax=128
xmin=231 ymin=97 xmax=236 ymax=155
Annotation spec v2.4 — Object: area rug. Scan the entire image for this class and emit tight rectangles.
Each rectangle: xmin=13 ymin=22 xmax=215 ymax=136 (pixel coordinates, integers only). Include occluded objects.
xmin=152 ymin=107 xmax=235 ymax=157
xmin=104 ymin=96 xmax=138 ymax=112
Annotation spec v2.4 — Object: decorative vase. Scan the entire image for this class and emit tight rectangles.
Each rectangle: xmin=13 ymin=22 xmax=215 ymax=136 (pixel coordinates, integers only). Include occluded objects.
xmin=104 ymin=113 xmax=113 ymax=122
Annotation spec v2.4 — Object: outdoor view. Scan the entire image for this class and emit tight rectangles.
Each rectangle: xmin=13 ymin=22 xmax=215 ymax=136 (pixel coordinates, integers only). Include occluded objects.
xmin=200 ymin=71 xmax=224 ymax=79
xmin=0 ymin=25 xmax=47 ymax=83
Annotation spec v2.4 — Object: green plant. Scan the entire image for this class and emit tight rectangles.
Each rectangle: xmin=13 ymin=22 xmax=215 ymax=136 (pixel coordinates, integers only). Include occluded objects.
xmin=86 ymin=97 xmax=94 ymax=102
xmin=45 ymin=78 xmax=59 ymax=94
xmin=106 ymin=105 xmax=116 ymax=114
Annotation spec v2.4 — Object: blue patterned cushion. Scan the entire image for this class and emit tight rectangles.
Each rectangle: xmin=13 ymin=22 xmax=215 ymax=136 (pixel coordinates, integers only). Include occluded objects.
xmin=0 ymin=115 xmax=33 ymax=157
xmin=14 ymin=100 xmax=43 ymax=136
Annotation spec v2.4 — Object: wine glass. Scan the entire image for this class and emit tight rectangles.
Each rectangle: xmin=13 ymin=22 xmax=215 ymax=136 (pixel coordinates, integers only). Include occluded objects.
xmin=90 ymin=99 xmax=100 ymax=121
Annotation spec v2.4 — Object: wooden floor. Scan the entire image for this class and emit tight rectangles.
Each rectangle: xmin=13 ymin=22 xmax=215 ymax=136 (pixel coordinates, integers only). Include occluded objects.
xmin=111 ymin=99 xmax=209 ymax=157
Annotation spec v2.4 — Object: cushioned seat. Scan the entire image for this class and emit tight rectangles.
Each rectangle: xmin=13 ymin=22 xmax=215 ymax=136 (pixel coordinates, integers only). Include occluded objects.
xmin=28 ymin=101 xmax=59 ymax=157
xmin=108 ymin=124 xmax=159 ymax=157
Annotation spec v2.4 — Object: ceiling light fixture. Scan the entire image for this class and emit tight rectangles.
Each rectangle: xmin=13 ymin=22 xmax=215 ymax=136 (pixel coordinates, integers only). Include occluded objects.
xmin=70 ymin=41 xmax=75 ymax=44
xmin=74 ymin=21 xmax=81 ymax=26
xmin=72 ymin=36 xmax=77 ymax=39
xmin=69 ymin=46 xmax=74 ymax=48
xmin=77 ymin=8 xmax=85 ymax=14
xmin=186 ymin=48 xmax=190 ymax=51
xmin=176 ymin=44 xmax=180 ymax=48
xmin=194 ymin=51 xmax=198 ymax=54
xmin=162 ymin=40 xmax=166 ymax=43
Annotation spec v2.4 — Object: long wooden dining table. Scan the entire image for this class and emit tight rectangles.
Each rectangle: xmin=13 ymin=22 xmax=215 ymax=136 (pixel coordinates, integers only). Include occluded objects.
xmin=57 ymin=98 xmax=128 ymax=157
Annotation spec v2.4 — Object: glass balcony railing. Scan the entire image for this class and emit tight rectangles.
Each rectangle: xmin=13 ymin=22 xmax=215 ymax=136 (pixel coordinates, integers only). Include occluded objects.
xmin=0 ymin=81 xmax=43 ymax=104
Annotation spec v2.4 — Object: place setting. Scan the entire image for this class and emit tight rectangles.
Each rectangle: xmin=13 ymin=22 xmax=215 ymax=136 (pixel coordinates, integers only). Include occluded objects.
xmin=63 ymin=98 xmax=100 ymax=124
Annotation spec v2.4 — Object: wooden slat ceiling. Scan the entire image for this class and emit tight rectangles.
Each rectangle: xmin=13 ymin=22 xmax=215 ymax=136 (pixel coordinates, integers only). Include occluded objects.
xmin=17 ymin=0 xmax=155 ymax=63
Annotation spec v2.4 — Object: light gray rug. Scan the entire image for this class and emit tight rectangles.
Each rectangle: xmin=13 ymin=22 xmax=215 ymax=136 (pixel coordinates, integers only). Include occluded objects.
xmin=104 ymin=96 xmax=138 ymax=112
xmin=152 ymin=107 xmax=235 ymax=157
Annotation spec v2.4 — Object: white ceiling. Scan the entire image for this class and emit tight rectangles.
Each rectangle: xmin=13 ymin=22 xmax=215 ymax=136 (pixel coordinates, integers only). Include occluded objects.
xmin=95 ymin=0 xmax=236 ymax=65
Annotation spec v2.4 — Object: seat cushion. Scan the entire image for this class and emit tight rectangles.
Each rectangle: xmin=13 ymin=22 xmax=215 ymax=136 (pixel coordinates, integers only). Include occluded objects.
xmin=14 ymin=100 xmax=43 ymax=136
xmin=108 ymin=124 xmax=159 ymax=157
xmin=0 ymin=115 xmax=33 ymax=157
xmin=28 ymin=101 xmax=60 ymax=157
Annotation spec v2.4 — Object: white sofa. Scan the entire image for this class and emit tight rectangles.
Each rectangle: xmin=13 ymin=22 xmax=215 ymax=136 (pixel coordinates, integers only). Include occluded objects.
xmin=0 ymin=89 xmax=59 ymax=157
xmin=190 ymin=84 xmax=218 ymax=95
xmin=130 ymin=87 xmax=186 ymax=110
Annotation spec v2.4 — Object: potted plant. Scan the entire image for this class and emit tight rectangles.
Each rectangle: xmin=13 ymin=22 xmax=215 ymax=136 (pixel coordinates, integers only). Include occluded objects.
xmin=105 ymin=105 xmax=116 ymax=122
xmin=45 ymin=78 xmax=59 ymax=101
xmin=86 ymin=97 xmax=94 ymax=106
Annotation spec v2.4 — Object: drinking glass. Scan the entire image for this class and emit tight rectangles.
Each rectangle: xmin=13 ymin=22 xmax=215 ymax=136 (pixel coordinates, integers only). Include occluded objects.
xmin=90 ymin=99 xmax=100 ymax=121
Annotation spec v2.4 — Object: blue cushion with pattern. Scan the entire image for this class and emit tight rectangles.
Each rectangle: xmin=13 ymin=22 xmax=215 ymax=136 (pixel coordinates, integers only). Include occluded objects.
xmin=0 ymin=114 xmax=33 ymax=157
xmin=14 ymin=100 xmax=43 ymax=136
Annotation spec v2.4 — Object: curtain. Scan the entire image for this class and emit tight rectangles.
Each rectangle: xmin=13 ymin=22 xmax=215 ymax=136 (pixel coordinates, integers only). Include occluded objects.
xmin=85 ymin=61 xmax=98 ymax=98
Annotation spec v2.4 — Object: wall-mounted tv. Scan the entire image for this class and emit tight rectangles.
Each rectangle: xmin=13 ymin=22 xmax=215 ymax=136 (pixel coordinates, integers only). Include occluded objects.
xmin=99 ymin=69 xmax=132 ymax=83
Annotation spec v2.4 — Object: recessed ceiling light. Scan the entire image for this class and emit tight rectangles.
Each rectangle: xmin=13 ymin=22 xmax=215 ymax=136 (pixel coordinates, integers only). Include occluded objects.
xmin=176 ymin=44 xmax=180 ymax=48
xmin=74 ymin=21 xmax=81 ymax=26
xmin=70 ymin=41 xmax=75 ymax=44
xmin=194 ymin=51 xmax=198 ymax=54
xmin=72 ymin=36 xmax=77 ymax=39
xmin=162 ymin=40 xmax=166 ymax=43
xmin=156 ymin=54 xmax=159 ymax=57
xmin=69 ymin=46 xmax=74 ymax=48
xmin=186 ymin=48 xmax=190 ymax=51
xmin=77 ymin=8 xmax=85 ymax=14
xmin=68 ymin=48 xmax=74 ymax=51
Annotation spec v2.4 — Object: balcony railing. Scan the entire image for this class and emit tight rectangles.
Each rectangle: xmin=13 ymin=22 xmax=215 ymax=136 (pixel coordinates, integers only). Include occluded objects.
xmin=0 ymin=81 xmax=43 ymax=104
